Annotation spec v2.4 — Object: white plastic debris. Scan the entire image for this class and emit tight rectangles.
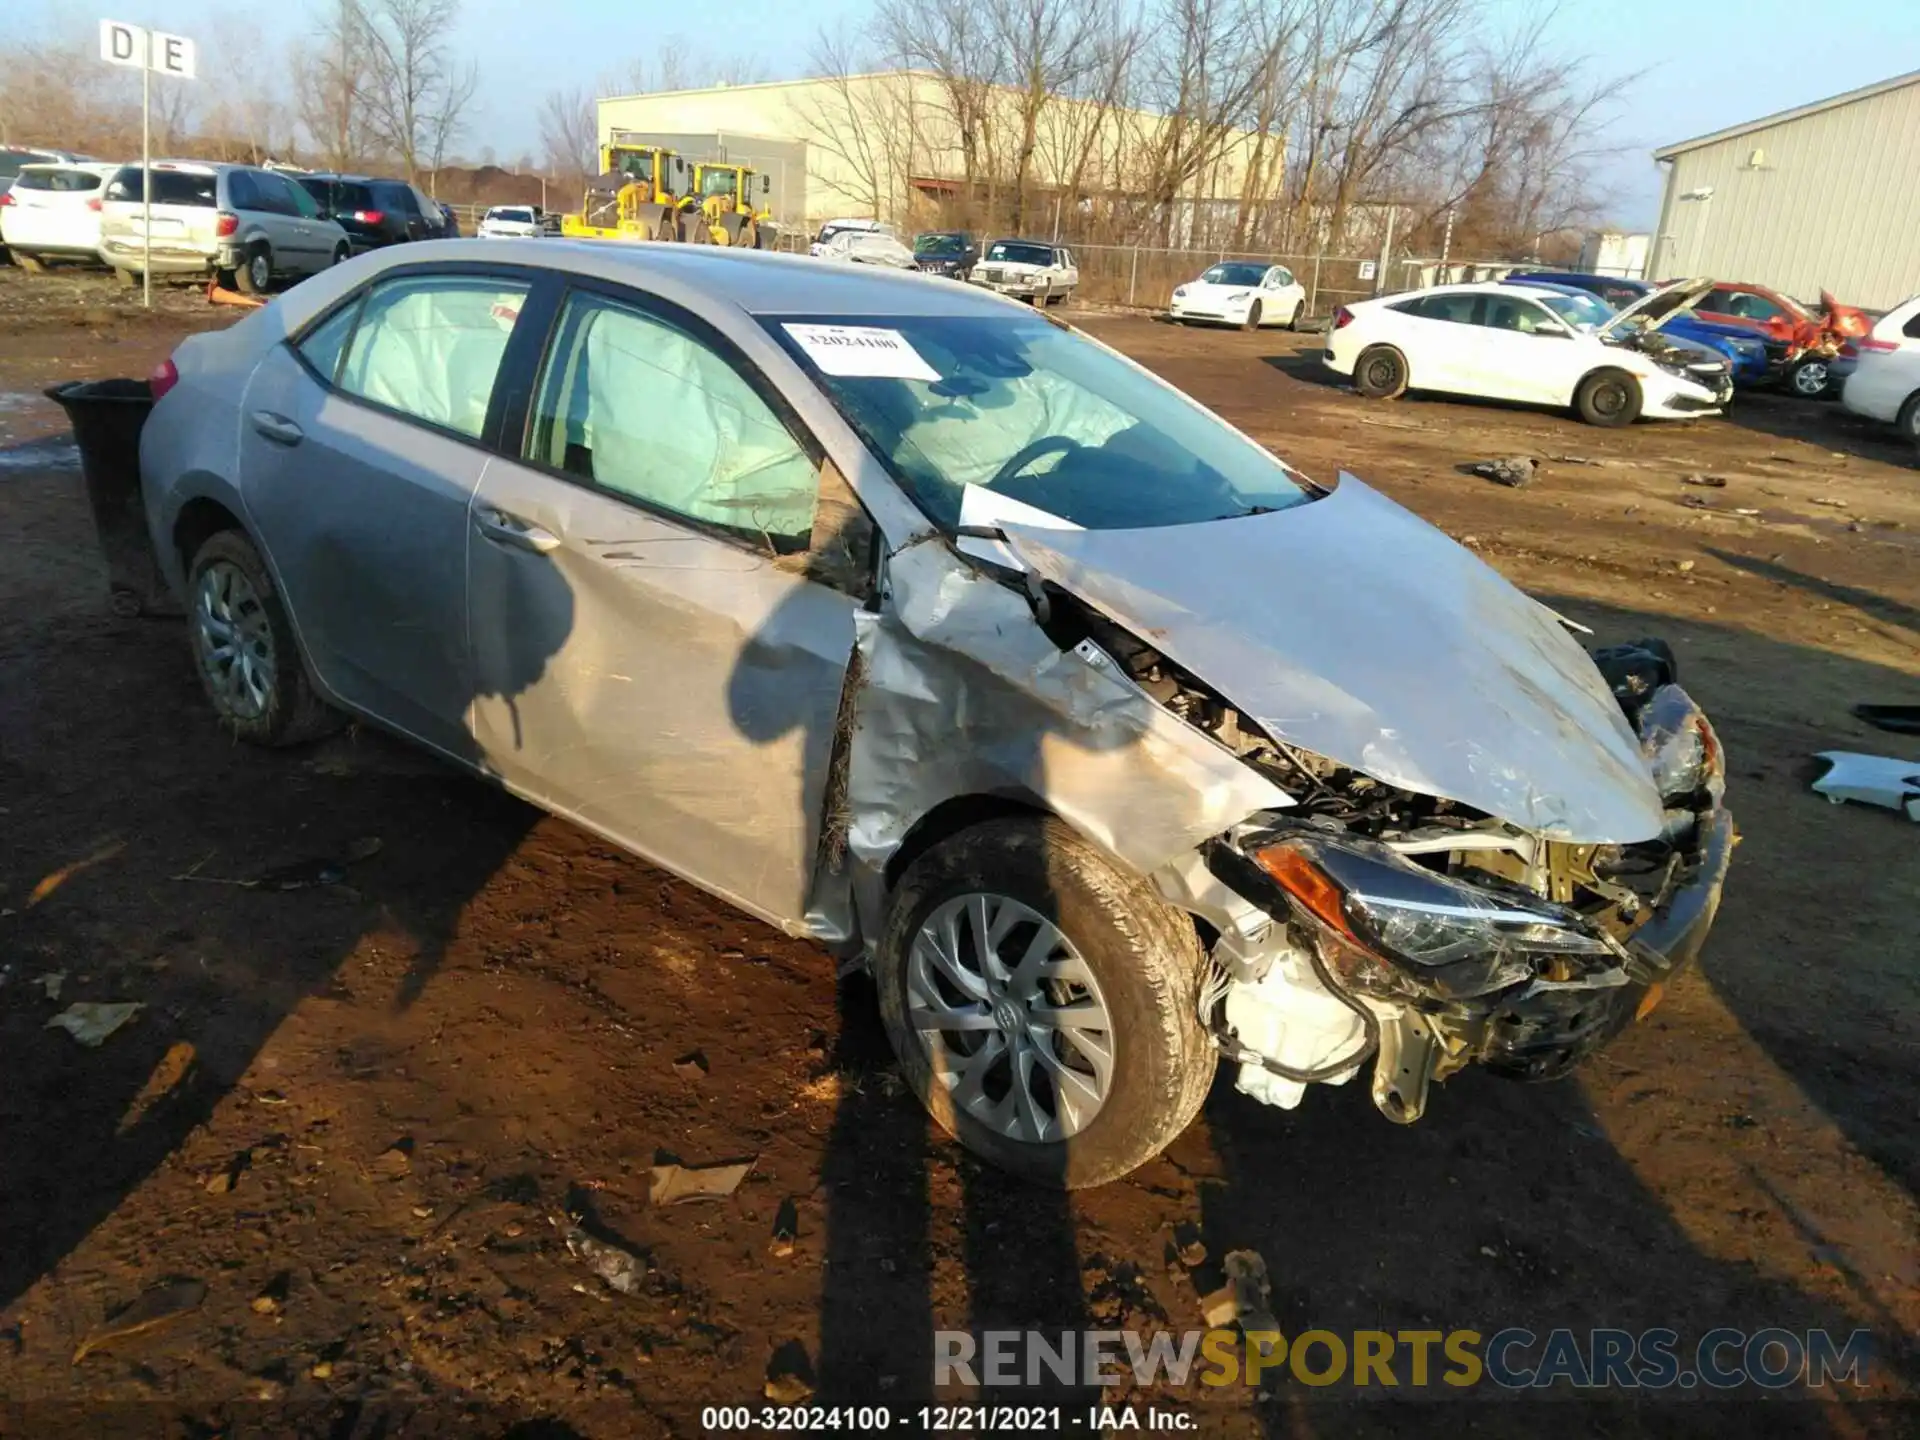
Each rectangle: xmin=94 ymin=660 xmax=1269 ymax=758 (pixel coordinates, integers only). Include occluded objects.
xmin=45 ymin=1001 xmax=143 ymax=1047
xmin=1810 ymin=752 xmax=1920 ymax=822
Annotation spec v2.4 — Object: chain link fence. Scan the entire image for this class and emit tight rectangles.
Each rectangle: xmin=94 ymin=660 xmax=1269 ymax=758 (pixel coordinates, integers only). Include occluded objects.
xmin=1070 ymin=244 xmax=1383 ymax=319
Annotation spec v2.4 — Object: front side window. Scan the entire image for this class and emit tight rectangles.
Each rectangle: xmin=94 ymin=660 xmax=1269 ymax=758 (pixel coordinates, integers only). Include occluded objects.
xmin=332 ymin=274 xmax=528 ymax=439
xmin=285 ymin=178 xmax=320 ymax=218
xmin=1723 ymin=290 xmax=1788 ymax=321
xmin=527 ymin=292 xmax=818 ymax=548
xmin=1481 ymin=297 xmax=1556 ymax=334
xmin=1537 ymin=291 xmax=1613 ymax=330
xmin=769 ymin=313 xmax=1312 ymax=532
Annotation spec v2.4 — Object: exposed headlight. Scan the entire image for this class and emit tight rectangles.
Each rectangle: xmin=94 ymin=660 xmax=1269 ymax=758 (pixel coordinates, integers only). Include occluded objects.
xmin=1637 ymin=683 xmax=1724 ymax=802
xmin=1248 ymin=835 xmax=1612 ymax=999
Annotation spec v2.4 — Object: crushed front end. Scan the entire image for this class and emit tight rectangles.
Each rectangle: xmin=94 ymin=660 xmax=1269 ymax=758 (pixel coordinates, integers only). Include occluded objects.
xmin=1193 ymin=638 xmax=1733 ymax=1123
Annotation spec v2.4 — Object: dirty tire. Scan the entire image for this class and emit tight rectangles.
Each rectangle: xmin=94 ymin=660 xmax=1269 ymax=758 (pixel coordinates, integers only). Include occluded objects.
xmin=234 ymin=246 xmax=272 ymax=296
xmin=1898 ymin=393 xmax=1920 ymax=450
xmin=1241 ymin=300 xmax=1263 ymax=332
xmin=1353 ymin=345 xmax=1408 ymax=399
xmin=876 ymin=816 xmax=1216 ymax=1190
xmin=16 ymin=253 xmax=46 ymax=274
xmin=186 ymin=530 xmax=341 ymax=747
xmin=1575 ymin=368 xmax=1642 ymax=427
xmin=330 ymin=243 xmax=350 ymax=268
xmin=1288 ymin=300 xmax=1305 ymax=330
xmin=1789 ymin=356 xmax=1834 ymax=400
xmin=115 ymin=267 xmax=138 ymax=288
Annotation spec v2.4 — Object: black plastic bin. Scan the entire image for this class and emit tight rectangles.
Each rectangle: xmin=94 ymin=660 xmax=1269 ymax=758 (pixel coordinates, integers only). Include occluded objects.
xmin=44 ymin=378 xmax=180 ymax=618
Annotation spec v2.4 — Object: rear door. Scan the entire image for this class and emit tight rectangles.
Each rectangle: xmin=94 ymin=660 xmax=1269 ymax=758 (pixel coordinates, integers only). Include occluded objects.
xmin=1386 ymin=292 xmax=1483 ymax=392
xmin=248 ymin=172 xmax=323 ymax=270
xmin=465 ymin=279 xmax=866 ymax=930
xmin=238 ymin=266 xmax=533 ymax=755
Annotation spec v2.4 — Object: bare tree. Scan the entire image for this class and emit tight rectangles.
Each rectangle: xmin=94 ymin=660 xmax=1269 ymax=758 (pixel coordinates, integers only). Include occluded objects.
xmin=539 ymin=84 xmax=598 ymax=180
xmin=358 ymin=0 xmax=479 ymax=181
xmin=794 ymin=29 xmax=924 ymax=223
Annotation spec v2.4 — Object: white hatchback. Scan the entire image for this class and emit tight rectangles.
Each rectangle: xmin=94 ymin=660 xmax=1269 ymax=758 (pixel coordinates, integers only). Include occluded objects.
xmin=0 ymin=162 xmax=117 ymax=270
xmin=1322 ymin=279 xmax=1730 ymax=426
xmin=478 ymin=205 xmax=542 ymax=239
xmin=1838 ymin=293 xmax=1920 ymax=443
xmin=1170 ymin=262 xmax=1308 ymax=330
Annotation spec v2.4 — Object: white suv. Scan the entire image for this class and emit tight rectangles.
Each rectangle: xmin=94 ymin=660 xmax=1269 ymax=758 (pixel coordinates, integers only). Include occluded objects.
xmin=478 ymin=205 xmax=542 ymax=239
xmin=1838 ymin=293 xmax=1920 ymax=444
xmin=98 ymin=162 xmax=351 ymax=293
xmin=0 ymin=162 xmax=117 ymax=270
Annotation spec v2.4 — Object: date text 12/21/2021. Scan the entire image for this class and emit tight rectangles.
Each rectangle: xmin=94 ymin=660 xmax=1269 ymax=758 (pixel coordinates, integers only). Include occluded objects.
xmin=700 ymin=1406 xmax=1197 ymax=1431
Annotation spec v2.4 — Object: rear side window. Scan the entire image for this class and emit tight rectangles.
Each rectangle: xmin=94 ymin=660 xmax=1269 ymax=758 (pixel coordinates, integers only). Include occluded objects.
xmin=14 ymin=168 xmax=103 ymax=193
xmin=332 ymin=274 xmax=529 ymax=439
xmin=1902 ymin=312 xmax=1920 ymax=340
xmin=374 ymin=183 xmax=419 ymax=214
xmin=1399 ymin=293 xmax=1481 ymax=324
xmin=105 ymin=168 xmax=217 ymax=206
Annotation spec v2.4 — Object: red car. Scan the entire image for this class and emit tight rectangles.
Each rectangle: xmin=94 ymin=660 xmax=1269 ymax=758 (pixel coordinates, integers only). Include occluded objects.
xmin=1691 ymin=282 xmax=1871 ymax=397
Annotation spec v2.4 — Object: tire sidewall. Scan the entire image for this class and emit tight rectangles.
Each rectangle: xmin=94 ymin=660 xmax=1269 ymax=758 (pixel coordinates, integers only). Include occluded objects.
xmin=1242 ymin=300 xmax=1262 ymax=332
xmin=186 ymin=531 xmax=307 ymax=745
xmin=1354 ymin=345 xmax=1407 ymax=398
xmin=875 ymin=817 xmax=1214 ymax=1189
xmin=1578 ymin=369 xmax=1641 ymax=427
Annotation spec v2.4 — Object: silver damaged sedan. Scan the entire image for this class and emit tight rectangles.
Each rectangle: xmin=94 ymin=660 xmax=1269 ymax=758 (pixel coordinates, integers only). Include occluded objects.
xmin=141 ymin=242 xmax=1735 ymax=1187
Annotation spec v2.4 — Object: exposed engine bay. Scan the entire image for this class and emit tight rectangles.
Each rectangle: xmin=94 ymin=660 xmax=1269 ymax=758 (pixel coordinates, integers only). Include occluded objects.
xmin=1048 ymin=594 xmax=1732 ymax=1124
xmin=1613 ymin=327 xmax=1732 ymax=386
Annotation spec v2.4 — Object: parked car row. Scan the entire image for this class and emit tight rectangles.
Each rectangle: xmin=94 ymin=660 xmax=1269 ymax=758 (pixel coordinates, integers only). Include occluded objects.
xmin=2 ymin=158 xmax=462 ymax=292
xmin=808 ymin=221 xmax=1081 ymax=306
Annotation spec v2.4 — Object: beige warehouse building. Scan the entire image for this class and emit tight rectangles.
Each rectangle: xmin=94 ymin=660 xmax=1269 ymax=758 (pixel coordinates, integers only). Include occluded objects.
xmin=598 ymin=70 xmax=1260 ymax=240
xmin=1651 ymin=69 xmax=1920 ymax=309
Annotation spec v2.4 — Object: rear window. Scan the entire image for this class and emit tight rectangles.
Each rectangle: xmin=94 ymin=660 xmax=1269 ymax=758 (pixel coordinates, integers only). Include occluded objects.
xmin=14 ymin=167 xmax=105 ymax=193
xmin=490 ymin=207 xmax=534 ymax=222
xmin=105 ymin=168 xmax=216 ymax=206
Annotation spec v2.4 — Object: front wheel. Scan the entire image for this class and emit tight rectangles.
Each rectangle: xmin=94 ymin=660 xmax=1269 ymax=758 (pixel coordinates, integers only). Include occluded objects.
xmin=875 ymin=816 xmax=1216 ymax=1189
xmin=1789 ymin=355 xmax=1834 ymax=400
xmin=1352 ymin=344 xmax=1409 ymax=399
xmin=1288 ymin=300 xmax=1306 ymax=331
xmin=1241 ymin=300 xmax=1263 ymax=332
xmin=1575 ymin=368 xmax=1642 ymax=427
xmin=186 ymin=531 xmax=340 ymax=747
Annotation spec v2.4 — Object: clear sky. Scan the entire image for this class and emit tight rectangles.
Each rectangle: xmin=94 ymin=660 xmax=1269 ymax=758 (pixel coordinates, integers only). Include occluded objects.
xmin=12 ymin=0 xmax=1918 ymax=228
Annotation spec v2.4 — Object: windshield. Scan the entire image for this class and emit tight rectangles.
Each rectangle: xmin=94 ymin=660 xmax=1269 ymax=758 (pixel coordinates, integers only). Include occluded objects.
xmin=1538 ymin=291 xmax=1615 ymax=331
xmin=700 ymin=169 xmax=738 ymax=198
xmin=985 ymin=241 xmax=1052 ymax=266
xmin=768 ymin=314 xmax=1313 ymax=532
xmin=915 ymin=233 xmax=966 ymax=256
xmin=1201 ymin=263 xmax=1268 ymax=287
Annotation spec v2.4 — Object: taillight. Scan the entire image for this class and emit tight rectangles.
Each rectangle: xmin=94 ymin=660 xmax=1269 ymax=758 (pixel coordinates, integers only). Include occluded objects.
xmin=214 ymin=211 xmax=238 ymax=237
xmin=1333 ymin=306 xmax=1354 ymax=329
xmin=150 ymin=358 xmax=180 ymax=400
xmin=87 ymin=197 xmax=102 ymax=211
xmin=1858 ymin=336 xmax=1900 ymax=352
xmin=352 ymin=209 xmax=385 ymax=224
xmin=0 ymin=192 xmax=12 ymax=207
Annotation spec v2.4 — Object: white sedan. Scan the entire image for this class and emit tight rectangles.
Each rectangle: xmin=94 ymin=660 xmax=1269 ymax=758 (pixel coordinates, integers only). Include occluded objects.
xmin=1839 ymin=292 xmax=1920 ymax=444
xmin=1170 ymin=262 xmax=1307 ymax=330
xmin=817 ymin=228 xmax=916 ymax=269
xmin=1322 ymin=279 xmax=1731 ymax=426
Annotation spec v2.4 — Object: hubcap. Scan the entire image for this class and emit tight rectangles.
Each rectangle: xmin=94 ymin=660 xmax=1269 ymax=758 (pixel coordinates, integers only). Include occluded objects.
xmin=907 ymin=893 xmax=1115 ymax=1143
xmin=250 ymin=255 xmax=270 ymax=290
xmin=193 ymin=561 xmax=275 ymax=720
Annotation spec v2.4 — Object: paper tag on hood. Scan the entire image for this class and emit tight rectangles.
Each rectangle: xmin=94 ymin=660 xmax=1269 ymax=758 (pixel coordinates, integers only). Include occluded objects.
xmin=783 ymin=324 xmax=939 ymax=382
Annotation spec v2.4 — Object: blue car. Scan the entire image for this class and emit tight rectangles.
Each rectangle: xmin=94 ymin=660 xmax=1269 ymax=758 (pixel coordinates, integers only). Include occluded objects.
xmin=1504 ymin=271 xmax=1771 ymax=387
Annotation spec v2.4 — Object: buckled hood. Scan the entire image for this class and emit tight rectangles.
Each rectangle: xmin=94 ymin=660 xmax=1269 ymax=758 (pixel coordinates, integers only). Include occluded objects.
xmin=999 ymin=474 xmax=1666 ymax=843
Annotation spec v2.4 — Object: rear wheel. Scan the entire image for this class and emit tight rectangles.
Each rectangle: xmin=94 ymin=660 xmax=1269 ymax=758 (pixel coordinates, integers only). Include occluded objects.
xmin=234 ymin=246 xmax=272 ymax=296
xmin=1241 ymin=300 xmax=1263 ymax=332
xmin=1353 ymin=345 xmax=1409 ymax=399
xmin=1575 ymin=368 xmax=1642 ymax=427
xmin=115 ymin=267 xmax=138 ymax=288
xmin=15 ymin=253 xmax=46 ymax=274
xmin=1789 ymin=355 xmax=1834 ymax=400
xmin=329 ymin=243 xmax=350 ymax=268
xmin=1288 ymin=299 xmax=1306 ymax=330
xmin=875 ymin=816 xmax=1216 ymax=1189
xmin=186 ymin=531 xmax=340 ymax=747
xmin=1896 ymin=393 xmax=1920 ymax=449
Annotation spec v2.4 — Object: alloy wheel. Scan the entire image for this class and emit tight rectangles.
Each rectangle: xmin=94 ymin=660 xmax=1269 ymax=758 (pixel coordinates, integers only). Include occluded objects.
xmin=906 ymin=893 xmax=1116 ymax=1143
xmin=1794 ymin=362 xmax=1829 ymax=397
xmin=193 ymin=560 xmax=275 ymax=720
xmin=248 ymin=253 xmax=271 ymax=292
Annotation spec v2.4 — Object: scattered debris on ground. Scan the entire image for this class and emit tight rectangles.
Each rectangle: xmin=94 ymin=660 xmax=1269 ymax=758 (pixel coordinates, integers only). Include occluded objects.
xmin=1682 ymin=472 xmax=1729 ymax=488
xmin=71 ymin=1279 xmax=206 ymax=1364
xmin=1811 ymin=751 xmax=1920 ymax=821
xmin=24 ymin=840 xmax=125 ymax=910
xmin=770 ymin=1198 xmax=799 ymax=1258
xmin=764 ymin=1340 xmax=816 ymax=1404
xmin=649 ymin=1158 xmax=754 ymax=1206
xmin=563 ymin=1219 xmax=647 ymax=1295
xmin=171 ymin=837 xmax=383 ymax=892
xmin=1469 ymin=456 xmax=1537 ymax=488
xmin=43 ymin=1001 xmax=142 ymax=1048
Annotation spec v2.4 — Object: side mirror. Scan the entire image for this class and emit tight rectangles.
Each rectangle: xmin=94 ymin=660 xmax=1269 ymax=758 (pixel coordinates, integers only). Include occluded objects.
xmin=758 ymin=173 xmax=771 ymax=197
xmin=1534 ymin=321 xmax=1571 ymax=338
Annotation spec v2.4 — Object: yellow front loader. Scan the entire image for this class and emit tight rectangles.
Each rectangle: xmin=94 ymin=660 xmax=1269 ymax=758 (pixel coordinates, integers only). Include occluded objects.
xmin=560 ymin=138 xmax=691 ymax=243
xmin=678 ymin=163 xmax=777 ymax=247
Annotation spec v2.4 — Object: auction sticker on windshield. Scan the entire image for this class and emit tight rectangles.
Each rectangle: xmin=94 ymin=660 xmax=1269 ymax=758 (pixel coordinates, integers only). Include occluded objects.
xmin=783 ymin=324 xmax=940 ymax=382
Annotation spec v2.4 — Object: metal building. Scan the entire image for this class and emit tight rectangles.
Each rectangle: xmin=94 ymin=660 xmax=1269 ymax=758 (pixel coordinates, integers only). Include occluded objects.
xmin=1650 ymin=69 xmax=1920 ymax=309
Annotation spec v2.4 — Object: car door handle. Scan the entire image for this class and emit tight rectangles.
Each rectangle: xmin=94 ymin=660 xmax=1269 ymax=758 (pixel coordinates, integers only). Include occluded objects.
xmin=250 ymin=410 xmax=303 ymax=446
xmin=475 ymin=507 xmax=561 ymax=554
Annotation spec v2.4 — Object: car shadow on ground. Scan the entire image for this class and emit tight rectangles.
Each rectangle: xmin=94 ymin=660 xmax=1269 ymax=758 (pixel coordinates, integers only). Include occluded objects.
xmin=1721 ymin=390 xmax=1917 ymax=468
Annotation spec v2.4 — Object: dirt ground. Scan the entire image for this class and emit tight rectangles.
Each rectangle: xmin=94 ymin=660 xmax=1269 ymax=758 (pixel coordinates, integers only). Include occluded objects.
xmin=1 ymin=267 xmax=1915 ymax=1438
